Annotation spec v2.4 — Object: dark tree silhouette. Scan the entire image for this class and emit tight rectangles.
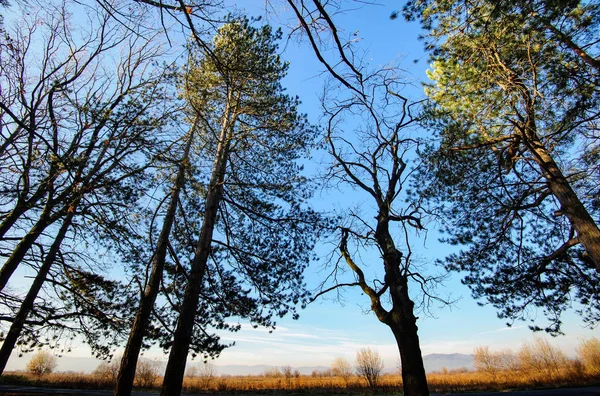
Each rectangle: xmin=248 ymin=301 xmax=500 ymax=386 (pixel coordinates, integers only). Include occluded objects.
xmin=0 ymin=1 xmax=177 ymax=373
xmin=159 ymin=18 xmax=324 ymax=395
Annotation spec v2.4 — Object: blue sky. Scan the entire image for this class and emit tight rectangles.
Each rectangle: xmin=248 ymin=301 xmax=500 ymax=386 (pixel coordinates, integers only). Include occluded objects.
xmin=4 ymin=0 xmax=599 ymax=373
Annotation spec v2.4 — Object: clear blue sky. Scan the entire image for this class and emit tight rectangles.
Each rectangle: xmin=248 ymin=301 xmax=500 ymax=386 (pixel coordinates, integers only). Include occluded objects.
xmin=4 ymin=0 xmax=598 ymax=374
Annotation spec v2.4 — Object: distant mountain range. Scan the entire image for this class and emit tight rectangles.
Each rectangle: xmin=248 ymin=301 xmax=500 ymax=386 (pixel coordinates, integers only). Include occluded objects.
xmin=422 ymin=353 xmax=474 ymax=372
xmin=189 ymin=353 xmax=474 ymax=376
xmin=7 ymin=353 xmax=474 ymax=375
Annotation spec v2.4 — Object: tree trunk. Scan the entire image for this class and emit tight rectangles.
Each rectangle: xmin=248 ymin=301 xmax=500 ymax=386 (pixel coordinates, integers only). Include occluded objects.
xmin=113 ymin=126 xmax=195 ymax=396
xmin=0 ymin=202 xmax=30 ymax=241
xmin=376 ymin=216 xmax=429 ymax=396
xmin=0 ymin=209 xmax=75 ymax=375
xmin=545 ymin=23 xmax=600 ymax=73
xmin=0 ymin=208 xmax=55 ymax=292
xmin=160 ymin=106 xmax=234 ymax=396
xmin=524 ymin=118 xmax=600 ymax=273
xmin=388 ymin=284 xmax=429 ymax=396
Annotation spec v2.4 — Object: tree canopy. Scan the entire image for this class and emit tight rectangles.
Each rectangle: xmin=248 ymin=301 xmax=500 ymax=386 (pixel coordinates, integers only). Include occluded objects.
xmin=405 ymin=0 xmax=600 ymax=333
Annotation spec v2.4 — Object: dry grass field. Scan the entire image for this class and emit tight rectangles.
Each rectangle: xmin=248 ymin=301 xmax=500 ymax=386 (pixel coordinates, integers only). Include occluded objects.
xmin=1 ymin=364 xmax=599 ymax=394
xmin=1 ymin=337 xmax=599 ymax=394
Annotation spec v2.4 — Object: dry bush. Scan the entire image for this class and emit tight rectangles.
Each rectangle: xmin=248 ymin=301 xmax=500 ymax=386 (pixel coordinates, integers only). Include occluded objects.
xmin=263 ymin=367 xmax=281 ymax=378
xmin=473 ymin=346 xmax=502 ymax=378
xmin=474 ymin=346 xmax=519 ymax=378
xmin=282 ymin=365 xmax=293 ymax=388
xmin=92 ymin=355 xmax=121 ymax=384
xmin=185 ymin=361 xmax=216 ymax=389
xmin=6 ymin=359 xmax=600 ymax=395
xmin=518 ymin=337 xmax=567 ymax=378
xmin=134 ymin=358 xmax=160 ymax=388
xmin=355 ymin=347 xmax=384 ymax=388
xmin=332 ymin=356 xmax=353 ymax=386
xmin=577 ymin=337 xmax=600 ymax=374
xmin=312 ymin=368 xmax=334 ymax=377
xmin=26 ymin=350 xmax=58 ymax=376
xmin=498 ymin=349 xmax=520 ymax=371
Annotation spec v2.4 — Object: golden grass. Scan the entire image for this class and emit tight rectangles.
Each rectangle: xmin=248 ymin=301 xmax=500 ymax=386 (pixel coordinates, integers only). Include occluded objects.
xmin=180 ymin=367 xmax=600 ymax=394
xmin=3 ymin=363 xmax=600 ymax=394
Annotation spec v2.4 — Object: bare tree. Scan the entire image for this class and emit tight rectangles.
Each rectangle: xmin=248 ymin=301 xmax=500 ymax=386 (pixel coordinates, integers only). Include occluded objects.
xmin=285 ymin=2 xmax=436 ymax=395
xmin=355 ymin=348 xmax=383 ymax=388
xmin=93 ymin=355 xmax=122 ymax=384
xmin=312 ymin=63 xmax=438 ymax=396
xmin=332 ymin=356 xmax=353 ymax=386
xmin=518 ymin=337 xmax=567 ymax=379
xmin=134 ymin=358 xmax=161 ymax=388
xmin=186 ymin=362 xmax=216 ymax=389
xmin=282 ymin=365 xmax=293 ymax=388
xmin=0 ymin=0 xmax=175 ymax=374
xmin=473 ymin=346 xmax=503 ymax=379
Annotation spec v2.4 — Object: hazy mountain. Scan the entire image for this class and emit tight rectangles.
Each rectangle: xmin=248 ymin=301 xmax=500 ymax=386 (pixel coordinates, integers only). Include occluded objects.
xmin=422 ymin=353 xmax=474 ymax=372
xmin=195 ymin=364 xmax=331 ymax=376
xmin=205 ymin=353 xmax=474 ymax=376
xmin=7 ymin=353 xmax=474 ymax=375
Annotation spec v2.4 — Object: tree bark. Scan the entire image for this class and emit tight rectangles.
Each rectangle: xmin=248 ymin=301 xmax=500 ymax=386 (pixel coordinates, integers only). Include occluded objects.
xmin=160 ymin=104 xmax=235 ymax=396
xmin=0 ymin=209 xmax=75 ymax=374
xmin=375 ymin=217 xmax=429 ymax=396
xmin=388 ymin=281 xmax=429 ymax=396
xmin=0 ymin=208 xmax=55 ymax=292
xmin=523 ymin=112 xmax=600 ymax=273
xmin=530 ymin=137 xmax=600 ymax=272
xmin=113 ymin=125 xmax=195 ymax=396
xmin=545 ymin=23 xmax=600 ymax=73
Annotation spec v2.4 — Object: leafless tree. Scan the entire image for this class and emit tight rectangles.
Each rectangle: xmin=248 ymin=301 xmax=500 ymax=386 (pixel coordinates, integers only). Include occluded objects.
xmin=355 ymin=348 xmax=383 ymax=388
xmin=332 ymin=356 xmax=353 ymax=386
xmin=0 ymin=0 xmax=176 ymax=374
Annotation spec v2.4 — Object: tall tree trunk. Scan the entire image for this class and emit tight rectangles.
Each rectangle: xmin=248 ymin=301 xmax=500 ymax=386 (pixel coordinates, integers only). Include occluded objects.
xmin=545 ymin=23 xmax=600 ymax=73
xmin=0 ymin=174 xmax=58 ymax=241
xmin=0 ymin=209 xmax=75 ymax=375
xmin=0 ymin=202 xmax=31 ymax=241
xmin=388 ymin=280 xmax=429 ymax=396
xmin=376 ymin=217 xmax=429 ymax=396
xmin=113 ymin=125 xmax=196 ymax=396
xmin=0 ymin=207 xmax=55 ymax=292
xmin=523 ymin=113 xmax=600 ymax=273
xmin=160 ymin=105 xmax=234 ymax=396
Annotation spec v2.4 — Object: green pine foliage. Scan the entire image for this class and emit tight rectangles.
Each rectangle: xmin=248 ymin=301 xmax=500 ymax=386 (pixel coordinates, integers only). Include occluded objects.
xmin=150 ymin=17 xmax=328 ymax=360
xmin=405 ymin=0 xmax=600 ymax=333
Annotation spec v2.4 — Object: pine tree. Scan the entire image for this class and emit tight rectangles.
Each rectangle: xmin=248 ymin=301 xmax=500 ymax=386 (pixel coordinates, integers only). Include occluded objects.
xmin=159 ymin=18 xmax=324 ymax=395
xmin=405 ymin=0 xmax=600 ymax=333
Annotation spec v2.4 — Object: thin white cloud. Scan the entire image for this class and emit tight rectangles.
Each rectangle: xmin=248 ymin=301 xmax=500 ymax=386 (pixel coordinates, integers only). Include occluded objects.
xmin=475 ymin=325 xmax=528 ymax=336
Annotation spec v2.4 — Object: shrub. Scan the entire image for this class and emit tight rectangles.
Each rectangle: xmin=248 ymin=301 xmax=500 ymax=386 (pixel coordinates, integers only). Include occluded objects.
xmin=577 ymin=337 xmax=600 ymax=374
xmin=355 ymin=347 xmax=383 ymax=388
xmin=26 ymin=350 xmax=58 ymax=376
xmin=92 ymin=355 xmax=121 ymax=384
xmin=518 ymin=337 xmax=566 ymax=378
xmin=474 ymin=346 xmax=501 ymax=378
xmin=282 ymin=365 xmax=293 ymax=388
xmin=332 ymin=356 xmax=353 ymax=385
xmin=186 ymin=362 xmax=216 ymax=389
xmin=263 ymin=367 xmax=281 ymax=378
xmin=134 ymin=358 xmax=160 ymax=388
